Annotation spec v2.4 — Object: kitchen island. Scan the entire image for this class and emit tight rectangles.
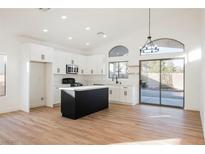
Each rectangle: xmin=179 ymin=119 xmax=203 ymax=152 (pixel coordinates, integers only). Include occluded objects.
xmin=59 ymin=86 xmax=109 ymax=119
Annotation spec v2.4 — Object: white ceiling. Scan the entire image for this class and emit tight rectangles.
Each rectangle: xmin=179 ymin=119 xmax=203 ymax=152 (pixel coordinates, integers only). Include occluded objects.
xmin=0 ymin=8 xmax=200 ymax=52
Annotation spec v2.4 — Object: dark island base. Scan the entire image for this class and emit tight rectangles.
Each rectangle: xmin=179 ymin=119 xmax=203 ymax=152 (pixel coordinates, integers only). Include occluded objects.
xmin=61 ymin=88 xmax=109 ymax=119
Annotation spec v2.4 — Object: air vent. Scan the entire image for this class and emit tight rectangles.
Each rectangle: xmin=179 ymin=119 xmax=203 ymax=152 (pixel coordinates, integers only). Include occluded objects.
xmin=38 ymin=8 xmax=51 ymax=12
xmin=97 ymin=32 xmax=107 ymax=38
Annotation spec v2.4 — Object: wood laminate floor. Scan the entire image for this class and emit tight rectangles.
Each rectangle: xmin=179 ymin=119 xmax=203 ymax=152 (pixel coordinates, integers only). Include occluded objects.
xmin=0 ymin=104 xmax=204 ymax=145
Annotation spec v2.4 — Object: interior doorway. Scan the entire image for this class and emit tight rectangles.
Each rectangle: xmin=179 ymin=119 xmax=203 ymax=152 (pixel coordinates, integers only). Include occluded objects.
xmin=29 ymin=61 xmax=53 ymax=110
xmin=29 ymin=62 xmax=46 ymax=108
xmin=139 ymin=58 xmax=185 ymax=108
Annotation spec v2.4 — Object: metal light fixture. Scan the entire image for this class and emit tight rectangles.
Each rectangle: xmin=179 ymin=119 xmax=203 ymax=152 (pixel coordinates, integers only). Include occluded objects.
xmin=140 ymin=8 xmax=159 ymax=54
xmin=38 ymin=8 xmax=51 ymax=12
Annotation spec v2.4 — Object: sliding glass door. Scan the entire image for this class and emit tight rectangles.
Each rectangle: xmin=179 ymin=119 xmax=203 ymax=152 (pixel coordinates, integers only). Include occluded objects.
xmin=160 ymin=59 xmax=184 ymax=107
xmin=140 ymin=60 xmax=160 ymax=105
xmin=139 ymin=58 xmax=184 ymax=108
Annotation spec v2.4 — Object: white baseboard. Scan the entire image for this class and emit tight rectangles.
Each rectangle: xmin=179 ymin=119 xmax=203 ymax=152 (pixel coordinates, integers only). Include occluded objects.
xmin=0 ymin=106 xmax=20 ymax=114
xmin=109 ymin=101 xmax=136 ymax=106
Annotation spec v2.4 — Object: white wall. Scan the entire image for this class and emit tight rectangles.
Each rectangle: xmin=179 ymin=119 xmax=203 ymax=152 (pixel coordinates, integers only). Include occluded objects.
xmin=0 ymin=9 xmax=203 ymax=114
xmin=0 ymin=22 xmax=21 ymax=113
xmin=90 ymin=9 xmax=202 ymax=111
xmin=200 ymin=10 xmax=205 ymax=138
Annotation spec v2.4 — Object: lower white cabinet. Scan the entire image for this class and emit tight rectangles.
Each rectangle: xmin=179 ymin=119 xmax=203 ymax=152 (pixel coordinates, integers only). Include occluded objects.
xmin=109 ymin=86 xmax=120 ymax=102
xmin=54 ymin=87 xmax=61 ymax=104
xmin=54 ymin=84 xmax=71 ymax=104
xmin=119 ymin=86 xmax=132 ymax=103
xmin=109 ymin=85 xmax=136 ymax=105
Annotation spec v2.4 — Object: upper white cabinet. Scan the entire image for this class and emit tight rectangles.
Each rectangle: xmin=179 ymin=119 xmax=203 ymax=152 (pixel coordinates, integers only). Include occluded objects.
xmin=29 ymin=43 xmax=54 ymax=62
xmin=87 ymin=55 xmax=106 ymax=75
xmin=65 ymin=53 xmax=77 ymax=65
xmin=53 ymin=51 xmax=67 ymax=74
xmin=26 ymin=43 xmax=107 ymax=76
xmin=25 ymin=43 xmax=107 ymax=76
xmin=53 ymin=51 xmax=88 ymax=75
xmin=77 ymin=55 xmax=87 ymax=75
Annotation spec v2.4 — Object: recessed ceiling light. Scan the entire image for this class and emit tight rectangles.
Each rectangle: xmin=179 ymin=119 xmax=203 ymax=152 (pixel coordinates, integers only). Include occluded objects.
xmin=61 ymin=16 xmax=67 ymax=20
xmin=42 ymin=29 xmax=48 ymax=33
xmin=85 ymin=42 xmax=90 ymax=46
xmin=68 ymin=37 xmax=72 ymax=40
xmin=85 ymin=27 xmax=91 ymax=31
xmin=103 ymin=34 xmax=107 ymax=38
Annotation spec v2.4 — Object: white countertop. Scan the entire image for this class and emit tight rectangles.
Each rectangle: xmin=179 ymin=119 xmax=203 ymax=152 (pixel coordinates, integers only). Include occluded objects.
xmin=59 ymin=85 xmax=108 ymax=91
xmin=93 ymin=83 xmax=137 ymax=87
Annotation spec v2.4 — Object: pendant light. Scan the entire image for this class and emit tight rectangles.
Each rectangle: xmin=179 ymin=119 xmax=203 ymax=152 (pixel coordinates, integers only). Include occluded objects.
xmin=140 ymin=8 xmax=159 ymax=54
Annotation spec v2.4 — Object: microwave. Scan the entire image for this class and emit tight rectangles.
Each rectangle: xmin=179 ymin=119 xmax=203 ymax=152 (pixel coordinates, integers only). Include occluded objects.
xmin=66 ymin=64 xmax=78 ymax=74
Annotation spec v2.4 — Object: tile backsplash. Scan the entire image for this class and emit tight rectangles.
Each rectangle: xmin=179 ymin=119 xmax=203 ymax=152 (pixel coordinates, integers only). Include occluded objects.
xmin=54 ymin=74 xmax=138 ymax=87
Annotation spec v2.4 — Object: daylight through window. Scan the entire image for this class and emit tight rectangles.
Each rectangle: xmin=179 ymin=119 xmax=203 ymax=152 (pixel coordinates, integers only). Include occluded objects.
xmin=0 ymin=55 xmax=6 ymax=96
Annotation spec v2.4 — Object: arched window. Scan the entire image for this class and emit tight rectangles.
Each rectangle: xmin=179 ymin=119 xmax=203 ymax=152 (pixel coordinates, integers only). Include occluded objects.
xmin=109 ymin=45 xmax=129 ymax=57
xmin=141 ymin=38 xmax=185 ymax=55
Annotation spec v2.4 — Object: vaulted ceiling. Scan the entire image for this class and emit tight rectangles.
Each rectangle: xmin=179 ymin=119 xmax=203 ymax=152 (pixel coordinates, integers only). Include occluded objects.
xmin=0 ymin=8 xmax=200 ymax=52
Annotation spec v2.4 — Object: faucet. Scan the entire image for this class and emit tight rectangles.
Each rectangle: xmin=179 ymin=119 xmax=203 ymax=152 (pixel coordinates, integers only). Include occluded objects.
xmin=112 ymin=74 xmax=119 ymax=84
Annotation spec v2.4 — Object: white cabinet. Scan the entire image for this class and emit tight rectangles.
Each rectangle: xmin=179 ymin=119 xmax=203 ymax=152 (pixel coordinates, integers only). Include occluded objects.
xmin=28 ymin=44 xmax=107 ymax=76
xmin=87 ymin=55 xmax=96 ymax=75
xmin=65 ymin=53 xmax=83 ymax=66
xmin=53 ymin=51 xmax=67 ymax=74
xmin=109 ymin=86 xmax=120 ymax=102
xmin=54 ymin=84 xmax=71 ymax=104
xmin=52 ymin=51 xmax=106 ymax=75
xmin=29 ymin=43 xmax=54 ymax=62
xmin=86 ymin=55 xmax=106 ymax=75
xmin=95 ymin=55 xmax=106 ymax=75
xmin=77 ymin=55 xmax=87 ymax=75
xmin=109 ymin=85 xmax=136 ymax=105
xmin=54 ymin=87 xmax=61 ymax=104
xmin=53 ymin=51 xmax=88 ymax=75
xmin=119 ymin=86 xmax=132 ymax=103
xmin=64 ymin=52 xmax=73 ymax=65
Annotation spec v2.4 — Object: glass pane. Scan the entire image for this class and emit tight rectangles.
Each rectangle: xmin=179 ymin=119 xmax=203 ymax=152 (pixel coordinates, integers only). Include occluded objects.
xmin=161 ymin=59 xmax=184 ymax=107
xmin=0 ymin=55 xmax=6 ymax=96
xmin=140 ymin=60 xmax=160 ymax=105
xmin=118 ymin=62 xmax=128 ymax=78
xmin=109 ymin=62 xmax=118 ymax=78
xmin=109 ymin=46 xmax=128 ymax=57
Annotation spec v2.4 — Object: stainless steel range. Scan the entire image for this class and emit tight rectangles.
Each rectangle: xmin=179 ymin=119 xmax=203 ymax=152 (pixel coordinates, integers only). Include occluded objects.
xmin=62 ymin=78 xmax=83 ymax=87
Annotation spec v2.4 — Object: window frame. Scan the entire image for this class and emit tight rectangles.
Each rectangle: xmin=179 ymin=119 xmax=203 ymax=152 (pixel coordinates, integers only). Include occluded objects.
xmin=108 ymin=61 xmax=128 ymax=79
xmin=140 ymin=38 xmax=185 ymax=56
xmin=109 ymin=45 xmax=129 ymax=57
xmin=0 ymin=54 xmax=7 ymax=97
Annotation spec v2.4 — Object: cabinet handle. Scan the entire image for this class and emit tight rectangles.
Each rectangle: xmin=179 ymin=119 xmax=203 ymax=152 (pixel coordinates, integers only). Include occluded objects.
xmin=109 ymin=90 xmax=112 ymax=94
xmin=124 ymin=91 xmax=127 ymax=96
xmin=71 ymin=60 xmax=74 ymax=64
xmin=91 ymin=69 xmax=93 ymax=74
xmin=81 ymin=69 xmax=84 ymax=74
xmin=41 ymin=54 xmax=45 ymax=60
xmin=57 ymin=68 xmax=60 ymax=73
xmin=101 ymin=69 xmax=103 ymax=74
